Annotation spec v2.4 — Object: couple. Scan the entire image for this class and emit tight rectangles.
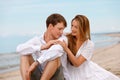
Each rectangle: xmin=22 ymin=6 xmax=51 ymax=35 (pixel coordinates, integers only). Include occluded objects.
xmin=17 ymin=13 xmax=120 ymax=80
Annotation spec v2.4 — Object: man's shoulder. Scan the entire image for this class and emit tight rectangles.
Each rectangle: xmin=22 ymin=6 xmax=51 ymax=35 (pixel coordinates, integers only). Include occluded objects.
xmin=58 ymin=34 xmax=68 ymax=43
xmin=59 ymin=34 xmax=66 ymax=39
xmin=28 ymin=35 xmax=43 ymax=43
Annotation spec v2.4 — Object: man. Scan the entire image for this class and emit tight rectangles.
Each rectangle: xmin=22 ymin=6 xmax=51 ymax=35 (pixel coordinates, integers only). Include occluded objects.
xmin=16 ymin=13 xmax=67 ymax=80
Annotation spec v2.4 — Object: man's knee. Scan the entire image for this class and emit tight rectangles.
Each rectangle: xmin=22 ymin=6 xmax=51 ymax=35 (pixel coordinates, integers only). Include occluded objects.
xmin=51 ymin=58 xmax=64 ymax=80
xmin=53 ymin=57 xmax=61 ymax=68
xmin=20 ymin=55 xmax=35 ymax=80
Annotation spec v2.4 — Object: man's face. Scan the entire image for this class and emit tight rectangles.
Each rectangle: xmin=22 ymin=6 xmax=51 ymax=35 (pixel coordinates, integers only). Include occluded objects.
xmin=51 ymin=22 xmax=65 ymax=39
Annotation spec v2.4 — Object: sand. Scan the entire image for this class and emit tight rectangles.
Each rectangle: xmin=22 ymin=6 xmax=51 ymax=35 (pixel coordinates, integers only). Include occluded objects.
xmin=0 ymin=70 xmax=21 ymax=80
xmin=0 ymin=33 xmax=120 ymax=80
xmin=92 ymin=43 xmax=120 ymax=77
xmin=92 ymin=32 xmax=120 ymax=77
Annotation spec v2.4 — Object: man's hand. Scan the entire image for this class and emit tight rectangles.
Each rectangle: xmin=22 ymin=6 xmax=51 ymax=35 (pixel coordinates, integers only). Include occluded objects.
xmin=41 ymin=40 xmax=58 ymax=50
xmin=26 ymin=61 xmax=39 ymax=80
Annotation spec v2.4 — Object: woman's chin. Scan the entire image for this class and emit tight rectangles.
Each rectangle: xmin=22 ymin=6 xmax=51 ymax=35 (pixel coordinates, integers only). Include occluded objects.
xmin=71 ymin=33 xmax=76 ymax=36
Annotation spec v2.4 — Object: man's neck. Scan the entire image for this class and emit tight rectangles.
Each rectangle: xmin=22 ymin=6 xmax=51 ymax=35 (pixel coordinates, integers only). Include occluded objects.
xmin=44 ymin=31 xmax=54 ymax=43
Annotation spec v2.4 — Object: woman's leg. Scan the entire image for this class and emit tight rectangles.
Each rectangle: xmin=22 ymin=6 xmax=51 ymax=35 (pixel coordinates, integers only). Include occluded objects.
xmin=20 ymin=55 xmax=34 ymax=80
xmin=40 ymin=58 xmax=61 ymax=80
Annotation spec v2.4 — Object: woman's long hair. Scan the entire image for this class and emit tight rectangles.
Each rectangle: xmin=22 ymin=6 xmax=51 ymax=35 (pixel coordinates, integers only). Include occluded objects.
xmin=67 ymin=15 xmax=91 ymax=56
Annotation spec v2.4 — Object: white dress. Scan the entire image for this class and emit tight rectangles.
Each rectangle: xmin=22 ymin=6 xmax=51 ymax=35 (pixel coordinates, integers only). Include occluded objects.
xmin=67 ymin=40 xmax=120 ymax=80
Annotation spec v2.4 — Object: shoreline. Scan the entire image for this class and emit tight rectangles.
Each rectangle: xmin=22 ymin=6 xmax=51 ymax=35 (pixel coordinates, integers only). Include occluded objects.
xmin=0 ymin=32 xmax=120 ymax=80
xmin=105 ymin=32 xmax=120 ymax=37
xmin=92 ymin=33 xmax=120 ymax=77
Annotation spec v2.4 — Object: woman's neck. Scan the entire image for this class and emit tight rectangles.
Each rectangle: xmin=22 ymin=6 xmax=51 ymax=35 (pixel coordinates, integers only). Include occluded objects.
xmin=76 ymin=38 xmax=84 ymax=51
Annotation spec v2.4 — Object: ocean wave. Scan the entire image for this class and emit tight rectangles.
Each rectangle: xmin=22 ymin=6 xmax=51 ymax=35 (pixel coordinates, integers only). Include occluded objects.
xmin=0 ymin=53 xmax=20 ymax=73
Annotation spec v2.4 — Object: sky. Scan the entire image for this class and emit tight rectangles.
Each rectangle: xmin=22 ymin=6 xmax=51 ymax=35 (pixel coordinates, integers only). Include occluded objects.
xmin=0 ymin=0 xmax=120 ymax=37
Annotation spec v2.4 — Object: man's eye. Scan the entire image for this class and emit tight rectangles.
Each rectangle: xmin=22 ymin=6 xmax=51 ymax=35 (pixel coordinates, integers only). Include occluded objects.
xmin=58 ymin=28 xmax=62 ymax=30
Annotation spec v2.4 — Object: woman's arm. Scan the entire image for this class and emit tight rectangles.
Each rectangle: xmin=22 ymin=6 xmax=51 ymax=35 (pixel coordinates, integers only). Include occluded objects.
xmin=57 ymin=40 xmax=86 ymax=67
xmin=65 ymin=48 xmax=86 ymax=67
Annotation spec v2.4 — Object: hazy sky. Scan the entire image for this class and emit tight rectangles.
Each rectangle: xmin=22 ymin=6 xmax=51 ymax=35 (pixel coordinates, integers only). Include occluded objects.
xmin=1 ymin=0 xmax=120 ymax=37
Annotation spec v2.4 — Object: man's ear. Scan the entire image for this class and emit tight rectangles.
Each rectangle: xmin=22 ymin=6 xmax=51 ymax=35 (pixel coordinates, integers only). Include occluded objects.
xmin=48 ymin=24 xmax=54 ymax=29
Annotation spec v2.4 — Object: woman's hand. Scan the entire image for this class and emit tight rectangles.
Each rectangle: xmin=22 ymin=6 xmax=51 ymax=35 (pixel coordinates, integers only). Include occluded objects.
xmin=41 ymin=40 xmax=58 ymax=50
xmin=26 ymin=61 xmax=39 ymax=80
xmin=56 ymin=40 xmax=67 ymax=50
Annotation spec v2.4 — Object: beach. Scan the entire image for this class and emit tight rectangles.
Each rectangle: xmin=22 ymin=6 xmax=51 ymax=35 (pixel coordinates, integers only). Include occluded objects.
xmin=0 ymin=33 xmax=120 ymax=80
xmin=92 ymin=42 xmax=120 ymax=77
xmin=92 ymin=32 xmax=120 ymax=77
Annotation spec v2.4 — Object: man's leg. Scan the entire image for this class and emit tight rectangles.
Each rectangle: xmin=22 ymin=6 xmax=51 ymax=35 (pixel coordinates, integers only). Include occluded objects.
xmin=40 ymin=58 xmax=64 ymax=80
xmin=20 ymin=55 xmax=34 ymax=80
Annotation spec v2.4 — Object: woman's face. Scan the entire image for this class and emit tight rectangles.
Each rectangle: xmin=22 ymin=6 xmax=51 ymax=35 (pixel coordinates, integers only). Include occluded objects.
xmin=71 ymin=20 xmax=80 ymax=37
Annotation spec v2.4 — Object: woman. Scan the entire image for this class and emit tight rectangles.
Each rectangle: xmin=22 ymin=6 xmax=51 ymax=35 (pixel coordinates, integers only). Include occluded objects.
xmin=57 ymin=15 xmax=120 ymax=80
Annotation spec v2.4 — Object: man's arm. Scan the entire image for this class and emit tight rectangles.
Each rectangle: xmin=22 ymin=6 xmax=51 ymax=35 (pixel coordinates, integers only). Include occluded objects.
xmin=37 ymin=44 xmax=64 ymax=63
xmin=26 ymin=35 xmax=68 ymax=80
xmin=25 ymin=43 xmax=64 ymax=80
xmin=37 ymin=35 xmax=68 ymax=64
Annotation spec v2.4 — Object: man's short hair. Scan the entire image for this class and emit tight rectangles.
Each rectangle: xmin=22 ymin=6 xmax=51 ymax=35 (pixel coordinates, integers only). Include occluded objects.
xmin=46 ymin=13 xmax=67 ymax=28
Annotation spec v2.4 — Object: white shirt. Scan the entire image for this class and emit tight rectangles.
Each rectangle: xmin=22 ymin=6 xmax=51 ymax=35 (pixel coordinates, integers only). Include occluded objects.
xmin=16 ymin=34 xmax=70 ymax=80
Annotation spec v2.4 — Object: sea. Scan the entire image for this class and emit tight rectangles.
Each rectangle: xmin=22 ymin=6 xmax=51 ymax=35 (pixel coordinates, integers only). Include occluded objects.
xmin=0 ymin=33 xmax=120 ymax=74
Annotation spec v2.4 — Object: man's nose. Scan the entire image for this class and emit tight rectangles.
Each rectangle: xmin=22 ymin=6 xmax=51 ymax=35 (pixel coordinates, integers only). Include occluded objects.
xmin=71 ymin=27 xmax=74 ymax=31
xmin=60 ymin=30 xmax=63 ymax=34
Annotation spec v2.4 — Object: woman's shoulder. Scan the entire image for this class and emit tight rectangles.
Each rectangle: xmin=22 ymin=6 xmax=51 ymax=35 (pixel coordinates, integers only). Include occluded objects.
xmin=86 ymin=39 xmax=94 ymax=47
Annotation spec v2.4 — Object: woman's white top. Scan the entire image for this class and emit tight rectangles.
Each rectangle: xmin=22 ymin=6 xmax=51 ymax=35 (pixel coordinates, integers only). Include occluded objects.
xmin=67 ymin=40 xmax=120 ymax=80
